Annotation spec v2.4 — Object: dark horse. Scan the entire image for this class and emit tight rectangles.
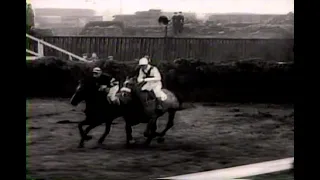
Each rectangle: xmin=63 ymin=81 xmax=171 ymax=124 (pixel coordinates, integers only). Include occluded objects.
xmin=70 ymin=77 xmax=188 ymax=148
xmin=70 ymin=79 xmax=123 ymax=148
xmin=120 ymin=76 xmax=185 ymax=145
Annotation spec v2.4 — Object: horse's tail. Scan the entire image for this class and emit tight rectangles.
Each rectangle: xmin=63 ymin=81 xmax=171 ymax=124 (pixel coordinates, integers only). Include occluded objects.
xmin=175 ymin=93 xmax=195 ymax=111
xmin=177 ymin=103 xmax=196 ymax=111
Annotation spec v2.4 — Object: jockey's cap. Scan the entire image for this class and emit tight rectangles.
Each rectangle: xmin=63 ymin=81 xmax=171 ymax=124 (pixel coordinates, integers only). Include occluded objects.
xmin=139 ymin=57 xmax=149 ymax=66
xmin=93 ymin=67 xmax=102 ymax=73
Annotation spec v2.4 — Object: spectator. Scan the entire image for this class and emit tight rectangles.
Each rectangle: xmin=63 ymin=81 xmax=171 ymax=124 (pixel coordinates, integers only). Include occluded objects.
xmin=108 ymin=56 xmax=114 ymax=61
xmin=144 ymin=55 xmax=151 ymax=63
xmin=26 ymin=3 xmax=35 ymax=33
xmin=171 ymin=12 xmax=178 ymax=35
xmin=82 ymin=53 xmax=89 ymax=59
xmin=89 ymin=52 xmax=99 ymax=62
xmin=177 ymin=12 xmax=185 ymax=34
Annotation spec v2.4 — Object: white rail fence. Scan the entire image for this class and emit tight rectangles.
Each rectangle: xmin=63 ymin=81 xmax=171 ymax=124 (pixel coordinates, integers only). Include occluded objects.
xmin=158 ymin=157 xmax=294 ymax=180
xmin=26 ymin=34 xmax=89 ymax=62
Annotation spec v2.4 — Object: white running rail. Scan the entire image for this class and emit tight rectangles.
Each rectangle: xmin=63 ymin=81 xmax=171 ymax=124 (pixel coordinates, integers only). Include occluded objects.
xmin=158 ymin=157 xmax=294 ymax=180
xmin=26 ymin=49 xmax=41 ymax=57
xmin=26 ymin=33 xmax=89 ymax=62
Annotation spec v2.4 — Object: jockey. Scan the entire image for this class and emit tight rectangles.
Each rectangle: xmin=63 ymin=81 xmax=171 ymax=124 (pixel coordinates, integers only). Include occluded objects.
xmin=137 ymin=57 xmax=167 ymax=111
xmin=92 ymin=67 xmax=120 ymax=104
xmin=133 ymin=55 xmax=150 ymax=78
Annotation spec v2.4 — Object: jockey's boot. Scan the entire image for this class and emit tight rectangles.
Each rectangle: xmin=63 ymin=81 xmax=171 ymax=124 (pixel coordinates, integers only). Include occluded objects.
xmin=156 ymin=98 xmax=163 ymax=111
xmin=114 ymin=98 xmax=121 ymax=105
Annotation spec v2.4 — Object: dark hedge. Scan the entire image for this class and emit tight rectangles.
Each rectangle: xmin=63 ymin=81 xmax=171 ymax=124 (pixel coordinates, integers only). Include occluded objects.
xmin=26 ymin=57 xmax=294 ymax=103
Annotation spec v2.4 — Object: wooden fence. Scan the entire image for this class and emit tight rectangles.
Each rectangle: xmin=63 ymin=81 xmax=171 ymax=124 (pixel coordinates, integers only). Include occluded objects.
xmin=26 ymin=36 xmax=294 ymax=62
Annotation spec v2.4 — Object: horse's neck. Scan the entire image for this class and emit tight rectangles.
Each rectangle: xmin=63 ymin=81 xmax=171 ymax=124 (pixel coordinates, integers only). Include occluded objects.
xmin=85 ymin=91 xmax=106 ymax=103
xmin=84 ymin=96 xmax=96 ymax=107
xmin=128 ymin=88 xmax=145 ymax=109
xmin=131 ymin=87 xmax=144 ymax=102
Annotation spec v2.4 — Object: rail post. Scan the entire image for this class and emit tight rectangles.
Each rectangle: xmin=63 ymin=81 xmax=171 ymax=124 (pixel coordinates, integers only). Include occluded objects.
xmin=37 ymin=41 xmax=44 ymax=57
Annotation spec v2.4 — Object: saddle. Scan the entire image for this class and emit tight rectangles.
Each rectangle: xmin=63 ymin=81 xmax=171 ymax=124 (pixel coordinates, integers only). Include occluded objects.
xmin=140 ymin=90 xmax=156 ymax=103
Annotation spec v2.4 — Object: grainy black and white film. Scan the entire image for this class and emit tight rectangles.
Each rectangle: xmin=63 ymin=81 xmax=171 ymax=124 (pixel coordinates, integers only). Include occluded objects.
xmin=26 ymin=0 xmax=294 ymax=179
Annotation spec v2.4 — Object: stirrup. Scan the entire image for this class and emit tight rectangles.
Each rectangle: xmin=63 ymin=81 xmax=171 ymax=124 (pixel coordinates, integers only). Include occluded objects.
xmin=156 ymin=100 xmax=163 ymax=109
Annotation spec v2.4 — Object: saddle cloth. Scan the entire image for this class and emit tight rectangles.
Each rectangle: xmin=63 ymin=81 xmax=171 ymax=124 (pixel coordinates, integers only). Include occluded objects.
xmin=141 ymin=90 xmax=157 ymax=102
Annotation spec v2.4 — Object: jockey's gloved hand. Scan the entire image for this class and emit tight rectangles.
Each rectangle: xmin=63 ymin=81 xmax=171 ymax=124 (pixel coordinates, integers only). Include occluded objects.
xmin=99 ymin=85 xmax=108 ymax=91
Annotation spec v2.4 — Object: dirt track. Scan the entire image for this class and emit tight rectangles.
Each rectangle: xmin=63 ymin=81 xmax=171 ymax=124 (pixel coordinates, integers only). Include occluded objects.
xmin=26 ymin=99 xmax=294 ymax=180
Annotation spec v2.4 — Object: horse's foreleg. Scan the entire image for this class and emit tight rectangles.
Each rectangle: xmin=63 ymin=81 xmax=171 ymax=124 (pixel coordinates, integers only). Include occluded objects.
xmin=144 ymin=118 xmax=158 ymax=146
xmin=159 ymin=110 xmax=176 ymax=137
xmin=78 ymin=122 xmax=100 ymax=148
xmin=144 ymin=117 xmax=158 ymax=138
xmin=125 ymin=123 xmax=135 ymax=145
xmin=83 ymin=123 xmax=100 ymax=140
xmin=97 ymin=122 xmax=111 ymax=145
xmin=78 ymin=120 xmax=89 ymax=148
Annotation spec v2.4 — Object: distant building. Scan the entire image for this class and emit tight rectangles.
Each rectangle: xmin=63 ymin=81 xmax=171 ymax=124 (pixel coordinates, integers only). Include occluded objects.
xmin=61 ymin=16 xmax=103 ymax=27
xmin=33 ymin=8 xmax=102 ymax=30
xmin=79 ymin=21 xmax=125 ymax=36
xmin=113 ymin=9 xmax=197 ymax=27
xmin=112 ymin=15 xmax=136 ymax=23
xmin=207 ymin=14 xmax=280 ymax=24
xmin=34 ymin=8 xmax=96 ymax=17
xmin=135 ymin=9 xmax=162 ymax=17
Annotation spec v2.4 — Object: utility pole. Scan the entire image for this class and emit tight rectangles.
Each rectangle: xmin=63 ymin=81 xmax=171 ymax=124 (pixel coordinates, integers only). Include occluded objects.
xmin=164 ymin=24 xmax=169 ymax=61
xmin=119 ymin=0 xmax=122 ymax=14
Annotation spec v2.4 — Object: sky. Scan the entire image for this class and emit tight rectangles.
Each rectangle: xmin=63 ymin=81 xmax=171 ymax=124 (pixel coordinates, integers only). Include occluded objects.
xmin=29 ymin=0 xmax=294 ymax=15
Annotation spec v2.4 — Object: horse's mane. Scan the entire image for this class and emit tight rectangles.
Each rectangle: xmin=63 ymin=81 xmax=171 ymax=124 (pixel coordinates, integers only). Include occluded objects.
xmin=123 ymin=76 xmax=143 ymax=99
xmin=123 ymin=76 xmax=136 ymax=86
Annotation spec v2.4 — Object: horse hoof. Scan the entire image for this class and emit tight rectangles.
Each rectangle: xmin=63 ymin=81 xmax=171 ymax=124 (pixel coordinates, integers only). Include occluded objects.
xmin=84 ymin=135 xmax=93 ymax=141
xmin=96 ymin=143 xmax=107 ymax=149
xmin=157 ymin=137 xmax=165 ymax=143
xmin=143 ymin=132 xmax=149 ymax=138
xmin=97 ymin=138 xmax=105 ymax=144
xmin=143 ymin=141 xmax=152 ymax=147
xmin=126 ymin=139 xmax=136 ymax=145
xmin=78 ymin=144 xmax=84 ymax=148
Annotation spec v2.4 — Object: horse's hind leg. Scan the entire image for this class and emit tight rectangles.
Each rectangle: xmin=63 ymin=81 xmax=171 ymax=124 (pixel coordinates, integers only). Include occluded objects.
xmin=97 ymin=123 xmax=111 ymax=145
xmin=159 ymin=110 xmax=176 ymax=137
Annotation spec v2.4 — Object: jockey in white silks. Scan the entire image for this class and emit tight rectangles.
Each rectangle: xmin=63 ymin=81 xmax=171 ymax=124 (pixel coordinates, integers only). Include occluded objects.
xmin=137 ymin=57 xmax=167 ymax=110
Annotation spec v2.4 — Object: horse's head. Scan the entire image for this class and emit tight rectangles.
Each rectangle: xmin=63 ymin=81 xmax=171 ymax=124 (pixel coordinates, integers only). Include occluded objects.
xmin=120 ymin=76 xmax=145 ymax=94
xmin=124 ymin=76 xmax=136 ymax=89
xmin=118 ymin=76 xmax=133 ymax=97
xmin=70 ymin=80 xmax=86 ymax=106
xmin=120 ymin=76 xmax=150 ymax=107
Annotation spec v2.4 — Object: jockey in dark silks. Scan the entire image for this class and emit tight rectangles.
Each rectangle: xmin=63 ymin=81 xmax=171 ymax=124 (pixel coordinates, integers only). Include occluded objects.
xmin=91 ymin=67 xmax=120 ymax=105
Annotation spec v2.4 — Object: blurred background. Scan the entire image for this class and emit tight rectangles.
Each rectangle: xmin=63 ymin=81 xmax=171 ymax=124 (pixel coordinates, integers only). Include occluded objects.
xmin=26 ymin=0 xmax=293 ymax=38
